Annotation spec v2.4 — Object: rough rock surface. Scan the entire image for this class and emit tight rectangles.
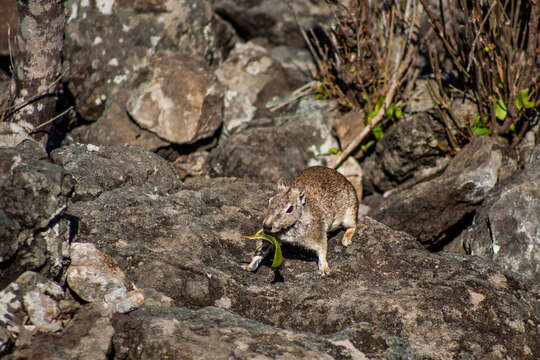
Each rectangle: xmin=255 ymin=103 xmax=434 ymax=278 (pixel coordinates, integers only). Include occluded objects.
xmin=0 ymin=271 xmax=72 ymax=336
xmin=5 ymin=304 xmax=113 ymax=360
xmin=211 ymin=0 xmax=332 ymax=48
xmin=0 ymin=140 xmax=74 ymax=288
xmin=70 ymin=101 xmax=169 ymax=149
xmin=463 ymin=146 xmax=540 ymax=282
xmin=67 ymin=242 xmax=145 ymax=314
xmin=63 ymin=166 xmax=538 ymax=359
xmin=127 ymin=52 xmax=223 ymax=144
xmin=215 ymin=41 xmax=305 ymax=132
xmin=0 ymin=141 xmax=538 ymax=359
xmin=0 ymin=121 xmax=32 ymax=148
xmin=50 ymin=142 xmax=180 ymax=201
xmin=369 ymin=136 xmax=518 ymax=247
xmin=64 ymin=0 xmax=236 ymax=122
xmin=362 ymin=111 xmax=451 ymax=195
xmin=111 ymin=306 xmax=418 ymax=359
xmin=205 ymin=98 xmax=343 ymax=183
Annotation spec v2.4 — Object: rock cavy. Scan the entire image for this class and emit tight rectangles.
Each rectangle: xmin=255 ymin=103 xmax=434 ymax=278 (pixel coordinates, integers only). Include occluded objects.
xmin=248 ymin=166 xmax=358 ymax=274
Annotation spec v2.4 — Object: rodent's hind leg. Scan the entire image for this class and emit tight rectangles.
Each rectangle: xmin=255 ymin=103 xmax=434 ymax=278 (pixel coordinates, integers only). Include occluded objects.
xmin=341 ymin=211 xmax=357 ymax=246
xmin=247 ymin=239 xmax=273 ymax=272
xmin=342 ymin=227 xmax=356 ymax=246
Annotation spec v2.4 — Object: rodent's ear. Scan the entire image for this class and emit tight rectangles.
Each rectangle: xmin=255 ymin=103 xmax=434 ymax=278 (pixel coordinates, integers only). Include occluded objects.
xmin=277 ymin=178 xmax=289 ymax=191
xmin=298 ymin=186 xmax=306 ymax=205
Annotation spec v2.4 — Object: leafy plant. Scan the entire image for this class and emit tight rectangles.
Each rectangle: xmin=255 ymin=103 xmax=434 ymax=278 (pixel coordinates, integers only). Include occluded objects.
xmin=421 ymin=0 xmax=539 ymax=147
xmin=295 ymin=0 xmax=420 ymax=167
xmin=242 ymin=229 xmax=283 ymax=270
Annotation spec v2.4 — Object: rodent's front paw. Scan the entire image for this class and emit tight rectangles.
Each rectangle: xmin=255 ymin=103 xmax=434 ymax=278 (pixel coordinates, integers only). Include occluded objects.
xmin=247 ymin=255 xmax=263 ymax=272
xmin=319 ymin=263 xmax=330 ymax=276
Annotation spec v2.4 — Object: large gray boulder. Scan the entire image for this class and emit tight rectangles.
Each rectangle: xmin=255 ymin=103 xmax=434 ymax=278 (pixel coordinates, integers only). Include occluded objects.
xmin=463 ymin=146 xmax=540 ymax=282
xmin=126 ymin=52 xmax=223 ymax=145
xmin=205 ymin=98 xmax=344 ymax=183
xmin=369 ymin=137 xmax=518 ymax=248
xmin=362 ymin=111 xmax=450 ymax=195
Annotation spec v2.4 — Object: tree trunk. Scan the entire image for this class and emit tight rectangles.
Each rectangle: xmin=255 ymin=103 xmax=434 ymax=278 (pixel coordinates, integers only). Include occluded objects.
xmin=10 ymin=0 xmax=65 ymax=143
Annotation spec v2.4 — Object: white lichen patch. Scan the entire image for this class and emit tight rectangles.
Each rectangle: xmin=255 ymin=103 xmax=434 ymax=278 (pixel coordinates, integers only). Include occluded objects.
xmin=214 ymin=295 xmax=232 ymax=309
xmin=9 ymin=154 xmax=22 ymax=175
xmin=86 ymin=144 xmax=101 ymax=152
xmin=150 ymin=36 xmax=161 ymax=47
xmin=96 ymin=0 xmax=114 ymax=16
xmin=108 ymin=58 xmax=119 ymax=67
xmin=93 ymin=36 xmax=103 ymax=45
xmin=81 ymin=0 xmax=90 ymax=8
xmin=113 ymin=74 xmax=127 ymax=84
xmin=67 ymin=3 xmax=78 ymax=23
xmin=0 ymin=289 xmax=21 ymax=326
xmin=91 ymin=59 xmax=101 ymax=70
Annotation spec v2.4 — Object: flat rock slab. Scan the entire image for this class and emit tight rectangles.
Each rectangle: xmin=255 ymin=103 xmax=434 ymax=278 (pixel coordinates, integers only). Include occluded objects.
xmin=50 ymin=143 xmax=180 ymax=201
xmin=111 ymin=305 xmax=418 ymax=359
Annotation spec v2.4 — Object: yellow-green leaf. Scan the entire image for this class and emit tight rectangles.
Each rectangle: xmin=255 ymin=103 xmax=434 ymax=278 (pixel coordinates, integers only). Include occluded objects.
xmin=328 ymin=147 xmax=342 ymax=155
xmin=242 ymin=230 xmax=283 ymax=269
xmin=515 ymin=88 xmax=535 ymax=111
xmin=394 ymin=106 xmax=402 ymax=119
xmin=361 ymin=140 xmax=375 ymax=152
xmin=373 ymin=125 xmax=384 ymax=140
xmin=495 ymin=99 xmax=507 ymax=121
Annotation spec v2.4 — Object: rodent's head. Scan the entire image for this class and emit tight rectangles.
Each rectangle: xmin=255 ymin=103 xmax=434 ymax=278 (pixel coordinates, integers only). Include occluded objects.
xmin=263 ymin=180 xmax=306 ymax=234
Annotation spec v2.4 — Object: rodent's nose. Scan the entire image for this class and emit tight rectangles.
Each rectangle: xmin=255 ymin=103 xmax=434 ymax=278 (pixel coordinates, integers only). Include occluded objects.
xmin=262 ymin=220 xmax=271 ymax=233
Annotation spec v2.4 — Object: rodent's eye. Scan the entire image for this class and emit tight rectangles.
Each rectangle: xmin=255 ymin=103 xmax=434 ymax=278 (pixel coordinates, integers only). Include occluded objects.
xmin=285 ymin=205 xmax=294 ymax=213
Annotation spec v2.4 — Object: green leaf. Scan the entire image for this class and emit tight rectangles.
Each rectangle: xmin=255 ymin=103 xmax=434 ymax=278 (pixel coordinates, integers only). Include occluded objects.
xmin=471 ymin=115 xmax=492 ymax=137
xmin=510 ymin=123 xmax=515 ymax=132
xmin=495 ymin=99 xmax=507 ymax=121
xmin=243 ymin=230 xmax=283 ymax=269
xmin=472 ymin=126 xmax=492 ymax=136
xmin=386 ymin=103 xmax=395 ymax=118
xmin=515 ymin=88 xmax=535 ymax=111
xmin=372 ymin=125 xmax=384 ymax=140
xmin=394 ymin=106 xmax=402 ymax=119
xmin=328 ymin=147 xmax=342 ymax=155
xmin=361 ymin=140 xmax=375 ymax=152
xmin=368 ymin=96 xmax=385 ymax=121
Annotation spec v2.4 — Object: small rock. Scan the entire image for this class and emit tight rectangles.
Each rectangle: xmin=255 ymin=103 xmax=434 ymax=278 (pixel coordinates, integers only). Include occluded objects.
xmin=67 ymin=243 xmax=144 ymax=314
xmin=0 ymin=272 xmax=70 ymax=335
xmin=127 ymin=52 xmax=223 ymax=145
